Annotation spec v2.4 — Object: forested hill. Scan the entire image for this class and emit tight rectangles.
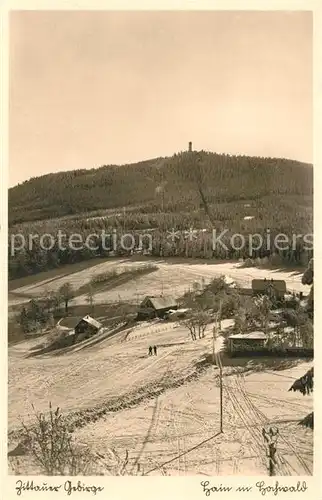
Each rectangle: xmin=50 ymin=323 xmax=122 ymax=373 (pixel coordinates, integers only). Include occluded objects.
xmin=9 ymin=151 xmax=313 ymax=225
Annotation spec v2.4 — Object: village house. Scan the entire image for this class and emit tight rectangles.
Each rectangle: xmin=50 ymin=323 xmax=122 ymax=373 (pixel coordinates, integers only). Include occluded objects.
xmin=252 ymin=278 xmax=287 ymax=300
xmin=73 ymin=315 xmax=102 ymax=342
xmin=137 ymin=295 xmax=178 ymax=320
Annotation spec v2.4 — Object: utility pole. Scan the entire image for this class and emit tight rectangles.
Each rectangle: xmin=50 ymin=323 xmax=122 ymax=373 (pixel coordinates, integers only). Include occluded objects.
xmin=219 ymin=351 xmax=223 ymax=433
xmin=212 ymin=325 xmax=216 ymax=365
xmin=218 ymin=298 xmax=223 ymax=330
xmin=262 ymin=426 xmax=279 ymax=476
xmin=213 ymin=300 xmax=222 ymax=364
xmin=218 ymin=300 xmax=223 ymax=433
xmin=213 ymin=304 xmax=223 ymax=434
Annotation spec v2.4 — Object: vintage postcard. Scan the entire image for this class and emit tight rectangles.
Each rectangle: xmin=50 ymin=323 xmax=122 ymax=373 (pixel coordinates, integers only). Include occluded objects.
xmin=1 ymin=1 xmax=321 ymax=499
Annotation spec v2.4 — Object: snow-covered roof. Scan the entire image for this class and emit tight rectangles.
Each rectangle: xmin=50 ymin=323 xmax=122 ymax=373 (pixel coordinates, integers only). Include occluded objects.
xmin=79 ymin=315 xmax=102 ymax=330
xmin=228 ymin=331 xmax=267 ymax=340
xmin=141 ymin=295 xmax=177 ymax=310
xmin=168 ymin=308 xmax=189 ymax=315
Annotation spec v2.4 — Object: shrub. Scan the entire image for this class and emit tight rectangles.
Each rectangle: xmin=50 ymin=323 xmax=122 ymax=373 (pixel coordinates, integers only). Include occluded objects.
xmin=21 ymin=403 xmax=94 ymax=475
xmin=91 ymin=270 xmax=118 ymax=284
xmin=20 ymin=403 xmax=143 ymax=476
xmin=241 ymin=258 xmax=254 ymax=268
xmin=204 ymin=275 xmax=230 ymax=295
xmin=220 ymin=291 xmax=240 ymax=319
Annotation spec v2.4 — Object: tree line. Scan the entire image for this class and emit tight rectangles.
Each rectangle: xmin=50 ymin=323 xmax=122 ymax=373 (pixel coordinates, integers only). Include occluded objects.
xmin=8 ymin=225 xmax=313 ymax=281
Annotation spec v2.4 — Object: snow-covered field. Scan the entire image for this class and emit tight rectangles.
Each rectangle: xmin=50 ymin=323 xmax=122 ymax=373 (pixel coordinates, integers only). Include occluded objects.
xmin=8 ymin=259 xmax=307 ymax=307
xmin=8 ymin=317 xmax=313 ymax=475
xmin=8 ymin=258 xmax=313 ymax=475
xmin=74 ymin=362 xmax=313 ymax=476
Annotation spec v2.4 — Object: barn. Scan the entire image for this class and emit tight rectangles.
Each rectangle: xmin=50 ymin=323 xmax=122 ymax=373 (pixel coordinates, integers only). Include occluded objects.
xmin=74 ymin=315 xmax=102 ymax=341
xmin=137 ymin=295 xmax=178 ymax=320
xmin=252 ymin=278 xmax=286 ymax=300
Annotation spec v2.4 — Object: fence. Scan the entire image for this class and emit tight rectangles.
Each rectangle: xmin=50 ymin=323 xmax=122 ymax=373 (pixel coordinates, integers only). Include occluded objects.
xmin=230 ymin=347 xmax=313 ymax=358
xmin=125 ymin=323 xmax=176 ymax=342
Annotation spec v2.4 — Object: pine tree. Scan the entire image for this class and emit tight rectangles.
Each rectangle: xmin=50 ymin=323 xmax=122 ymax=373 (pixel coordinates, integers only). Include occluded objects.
xmin=289 ymin=367 xmax=313 ymax=429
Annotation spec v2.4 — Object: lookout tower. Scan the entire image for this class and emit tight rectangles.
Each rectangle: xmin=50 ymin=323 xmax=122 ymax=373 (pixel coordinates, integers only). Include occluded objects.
xmin=188 ymin=141 xmax=192 ymax=152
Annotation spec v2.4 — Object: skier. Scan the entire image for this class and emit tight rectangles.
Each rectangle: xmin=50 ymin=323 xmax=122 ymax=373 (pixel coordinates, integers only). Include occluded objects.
xmin=153 ymin=345 xmax=157 ymax=356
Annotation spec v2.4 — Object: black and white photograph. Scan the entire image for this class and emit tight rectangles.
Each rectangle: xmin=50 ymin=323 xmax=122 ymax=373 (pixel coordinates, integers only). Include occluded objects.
xmin=5 ymin=6 xmax=316 ymax=484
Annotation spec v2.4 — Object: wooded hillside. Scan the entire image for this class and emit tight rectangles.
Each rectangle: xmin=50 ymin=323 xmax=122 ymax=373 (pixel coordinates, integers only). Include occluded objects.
xmin=9 ymin=151 xmax=313 ymax=225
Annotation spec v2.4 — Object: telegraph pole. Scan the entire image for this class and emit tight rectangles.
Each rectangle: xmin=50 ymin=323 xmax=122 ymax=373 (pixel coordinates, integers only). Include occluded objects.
xmin=218 ymin=349 xmax=223 ymax=434
xmin=218 ymin=300 xmax=223 ymax=433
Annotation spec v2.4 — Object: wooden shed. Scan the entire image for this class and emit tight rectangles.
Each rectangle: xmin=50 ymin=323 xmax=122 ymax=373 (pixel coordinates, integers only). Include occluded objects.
xmin=137 ymin=295 xmax=178 ymax=320
xmin=252 ymin=278 xmax=286 ymax=300
xmin=228 ymin=331 xmax=268 ymax=353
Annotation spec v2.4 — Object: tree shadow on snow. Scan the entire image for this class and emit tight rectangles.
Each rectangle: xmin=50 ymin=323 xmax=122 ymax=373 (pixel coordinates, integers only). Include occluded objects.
xmin=205 ymin=352 xmax=310 ymax=375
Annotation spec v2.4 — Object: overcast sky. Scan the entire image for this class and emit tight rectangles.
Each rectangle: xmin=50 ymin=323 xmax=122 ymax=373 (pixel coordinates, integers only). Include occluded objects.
xmin=9 ymin=10 xmax=312 ymax=187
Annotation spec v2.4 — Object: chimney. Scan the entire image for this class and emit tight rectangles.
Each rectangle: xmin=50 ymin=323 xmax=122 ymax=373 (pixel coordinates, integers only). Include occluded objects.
xmin=188 ymin=141 xmax=192 ymax=152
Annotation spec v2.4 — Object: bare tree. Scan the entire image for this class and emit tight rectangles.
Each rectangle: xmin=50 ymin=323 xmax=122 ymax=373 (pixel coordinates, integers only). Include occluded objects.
xmin=180 ymin=310 xmax=211 ymax=340
xmin=233 ymin=307 xmax=247 ymax=334
xmin=253 ymin=296 xmax=272 ymax=335
xmin=58 ymin=282 xmax=74 ymax=314
xmin=44 ymin=289 xmax=61 ymax=315
xmin=86 ymin=283 xmax=95 ymax=315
